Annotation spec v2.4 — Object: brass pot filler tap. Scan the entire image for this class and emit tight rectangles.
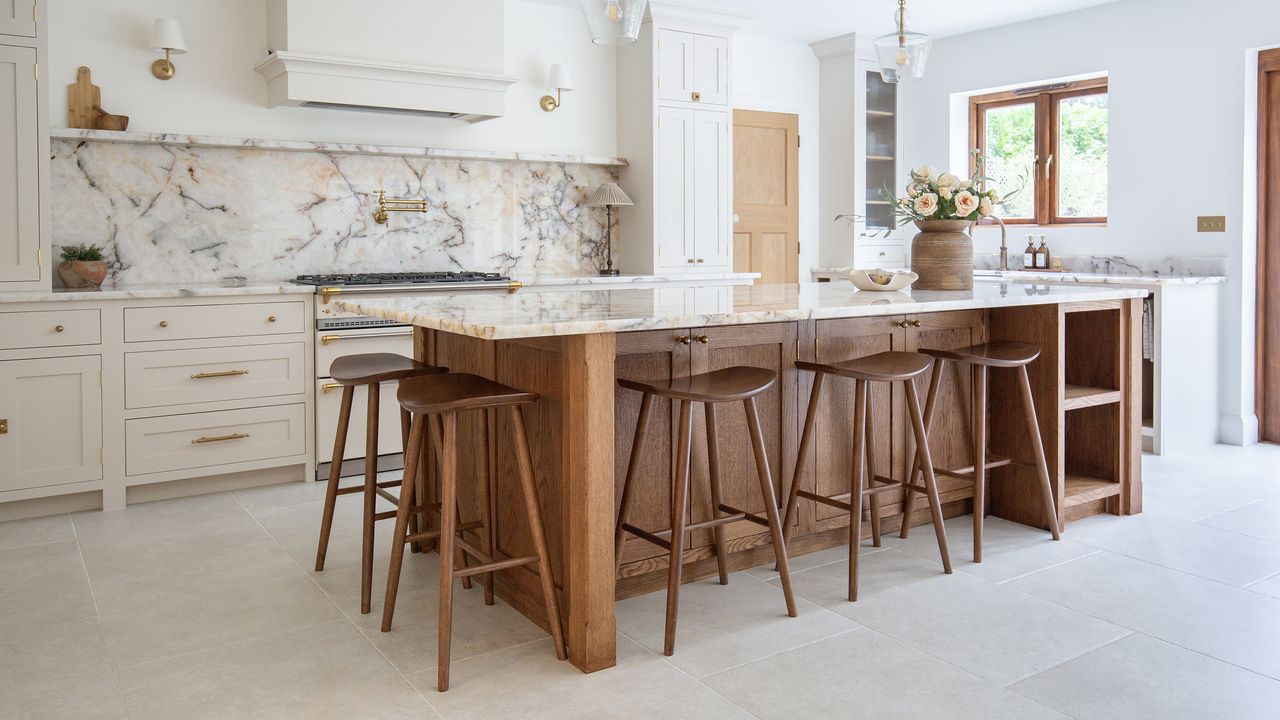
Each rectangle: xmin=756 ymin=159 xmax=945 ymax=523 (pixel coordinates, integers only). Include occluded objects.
xmin=373 ymin=189 xmax=429 ymax=224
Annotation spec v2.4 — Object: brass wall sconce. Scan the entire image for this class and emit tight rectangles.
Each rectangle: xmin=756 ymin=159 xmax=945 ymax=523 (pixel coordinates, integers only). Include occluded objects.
xmin=373 ymin=189 xmax=429 ymax=224
xmin=149 ymin=18 xmax=187 ymax=80
xmin=540 ymin=64 xmax=575 ymax=112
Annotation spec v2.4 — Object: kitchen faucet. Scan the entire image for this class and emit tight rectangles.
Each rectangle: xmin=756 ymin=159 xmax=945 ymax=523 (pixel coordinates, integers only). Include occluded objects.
xmin=992 ymin=216 xmax=1009 ymax=271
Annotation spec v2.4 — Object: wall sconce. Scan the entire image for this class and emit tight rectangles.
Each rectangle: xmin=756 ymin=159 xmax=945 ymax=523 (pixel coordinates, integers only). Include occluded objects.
xmin=149 ymin=18 xmax=187 ymax=80
xmin=539 ymin=64 xmax=574 ymax=112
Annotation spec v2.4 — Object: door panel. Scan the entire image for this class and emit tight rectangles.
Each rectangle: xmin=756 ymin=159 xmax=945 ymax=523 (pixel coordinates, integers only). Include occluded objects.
xmin=656 ymin=29 xmax=694 ymax=104
xmin=0 ymin=1 xmax=37 ymax=38
xmin=693 ymin=109 xmax=730 ymax=267
xmin=692 ymin=33 xmax=728 ymax=105
xmin=0 ymin=355 xmax=102 ymax=491
xmin=0 ymin=44 xmax=39 ymax=283
xmin=657 ymin=106 xmax=694 ymax=268
xmin=732 ymin=109 xmax=799 ymax=284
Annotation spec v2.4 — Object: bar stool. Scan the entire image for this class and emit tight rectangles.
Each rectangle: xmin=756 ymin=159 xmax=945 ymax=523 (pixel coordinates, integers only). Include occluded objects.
xmin=383 ymin=373 xmax=566 ymax=692
xmin=900 ymin=342 xmax=1062 ymax=562
xmin=314 ymin=353 xmax=447 ymax=615
xmin=615 ymin=366 xmax=798 ymax=656
xmin=782 ymin=351 xmax=953 ymax=602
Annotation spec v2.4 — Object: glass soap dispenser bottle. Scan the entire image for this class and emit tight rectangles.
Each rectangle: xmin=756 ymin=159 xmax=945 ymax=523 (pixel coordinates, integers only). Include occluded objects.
xmin=1023 ymin=235 xmax=1037 ymax=269
xmin=1038 ymin=234 xmax=1052 ymax=270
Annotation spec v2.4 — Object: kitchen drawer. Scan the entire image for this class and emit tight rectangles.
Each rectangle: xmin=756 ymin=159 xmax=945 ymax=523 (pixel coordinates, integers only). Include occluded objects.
xmin=125 ymin=404 xmax=306 ymax=476
xmin=124 ymin=301 xmax=305 ymax=342
xmin=125 ymin=342 xmax=306 ymax=409
xmin=0 ymin=309 xmax=101 ymax=350
xmin=854 ymin=244 xmax=905 ymax=268
xmin=317 ymin=328 xmax=414 ymax=377
xmin=316 ymin=379 xmax=406 ymax=464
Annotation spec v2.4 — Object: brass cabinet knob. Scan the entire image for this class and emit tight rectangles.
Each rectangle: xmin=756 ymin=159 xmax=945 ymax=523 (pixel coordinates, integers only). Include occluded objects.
xmin=267 ymin=315 xmax=277 ymax=323
xmin=54 ymin=325 xmax=64 ymax=333
xmin=895 ymin=320 xmax=910 ymax=328
xmin=692 ymin=91 xmax=702 ymax=101
xmin=696 ymin=258 xmax=705 ymax=263
xmin=694 ymin=335 xmax=709 ymax=344
xmin=676 ymin=335 xmax=692 ymax=345
xmin=911 ymin=320 xmax=923 ymax=328
xmin=159 ymin=320 xmax=169 ymax=328
xmin=687 ymin=258 xmax=696 ymax=263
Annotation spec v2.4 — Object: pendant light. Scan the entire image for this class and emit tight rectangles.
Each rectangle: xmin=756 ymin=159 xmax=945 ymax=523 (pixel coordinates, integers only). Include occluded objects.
xmin=578 ymin=0 xmax=648 ymax=45
xmin=874 ymin=0 xmax=931 ymax=83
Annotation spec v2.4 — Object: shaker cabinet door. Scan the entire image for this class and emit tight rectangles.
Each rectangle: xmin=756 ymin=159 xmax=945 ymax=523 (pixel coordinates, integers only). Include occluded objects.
xmin=656 ymin=106 xmax=695 ymax=268
xmin=692 ymin=109 xmax=730 ymax=268
xmin=656 ymin=29 xmax=695 ymax=104
xmin=691 ymin=33 xmax=728 ymax=105
xmin=0 ymin=43 xmax=40 ymax=283
xmin=0 ymin=1 xmax=37 ymax=39
xmin=0 ymin=355 xmax=103 ymax=492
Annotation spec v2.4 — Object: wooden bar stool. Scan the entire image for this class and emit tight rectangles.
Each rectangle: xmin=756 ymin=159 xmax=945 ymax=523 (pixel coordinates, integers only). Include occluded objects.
xmin=615 ymin=366 xmax=798 ymax=656
xmin=314 ymin=353 xmax=447 ymax=615
xmin=782 ymin=351 xmax=953 ymax=602
xmin=901 ymin=342 xmax=1062 ymax=562
xmin=383 ymin=373 xmax=566 ymax=692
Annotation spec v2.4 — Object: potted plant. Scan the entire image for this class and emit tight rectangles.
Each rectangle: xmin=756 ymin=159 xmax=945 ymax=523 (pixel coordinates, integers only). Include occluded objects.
xmin=57 ymin=244 xmax=109 ymax=289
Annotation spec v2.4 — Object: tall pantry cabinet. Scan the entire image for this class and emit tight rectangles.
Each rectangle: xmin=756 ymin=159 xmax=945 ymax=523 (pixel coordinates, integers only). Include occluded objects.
xmin=0 ymin=0 xmax=49 ymax=291
xmin=616 ymin=3 xmax=748 ymax=274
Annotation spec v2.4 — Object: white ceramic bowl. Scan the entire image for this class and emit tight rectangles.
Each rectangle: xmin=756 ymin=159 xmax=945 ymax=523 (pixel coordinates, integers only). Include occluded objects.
xmin=848 ymin=268 xmax=918 ymax=292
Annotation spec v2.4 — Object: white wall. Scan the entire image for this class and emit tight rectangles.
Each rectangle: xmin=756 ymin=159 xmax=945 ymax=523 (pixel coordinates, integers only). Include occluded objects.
xmin=47 ymin=0 xmax=617 ymax=156
xmin=898 ymin=0 xmax=1280 ymax=445
xmin=732 ymin=33 xmax=821 ymax=280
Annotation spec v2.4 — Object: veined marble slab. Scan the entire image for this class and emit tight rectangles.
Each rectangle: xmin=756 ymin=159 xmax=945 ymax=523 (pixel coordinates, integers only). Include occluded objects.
xmin=0 ymin=281 xmax=314 ymax=304
xmin=519 ymin=272 xmax=760 ymax=286
xmin=971 ymin=254 xmax=1228 ymax=277
xmin=334 ymin=281 xmax=1147 ymax=340
xmin=972 ymin=269 xmax=1225 ymax=286
xmin=50 ymin=128 xmax=629 ymax=167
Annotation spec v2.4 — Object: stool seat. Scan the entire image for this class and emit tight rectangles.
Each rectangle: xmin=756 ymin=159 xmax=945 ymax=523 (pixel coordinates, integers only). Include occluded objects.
xmin=921 ymin=341 xmax=1040 ymax=368
xmin=618 ymin=366 xmax=776 ymax=403
xmin=398 ymin=373 xmax=538 ymax=415
xmin=797 ymin=351 xmax=932 ymax=383
xmin=330 ymin=353 xmax=445 ymax=385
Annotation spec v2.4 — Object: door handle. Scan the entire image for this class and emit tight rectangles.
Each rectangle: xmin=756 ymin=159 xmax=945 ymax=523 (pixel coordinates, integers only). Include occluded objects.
xmin=191 ymin=432 xmax=251 ymax=445
xmin=0 ymin=418 xmax=7 ymax=434
xmin=190 ymin=369 xmax=250 ymax=380
xmin=694 ymin=335 xmax=709 ymax=344
xmin=321 ymin=382 xmax=343 ymax=393
xmin=676 ymin=335 xmax=692 ymax=345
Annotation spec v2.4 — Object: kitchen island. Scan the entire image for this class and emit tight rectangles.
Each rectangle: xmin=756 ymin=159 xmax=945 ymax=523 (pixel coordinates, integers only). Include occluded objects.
xmin=336 ymin=281 xmax=1147 ymax=673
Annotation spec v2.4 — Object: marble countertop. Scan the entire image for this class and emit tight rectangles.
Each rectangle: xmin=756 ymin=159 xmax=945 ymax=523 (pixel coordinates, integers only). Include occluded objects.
xmin=812 ymin=266 xmax=1224 ymax=286
xmin=334 ymin=281 xmax=1148 ymax=340
xmin=0 ymin=281 xmax=315 ymax=304
xmin=519 ymin=272 xmax=760 ymax=286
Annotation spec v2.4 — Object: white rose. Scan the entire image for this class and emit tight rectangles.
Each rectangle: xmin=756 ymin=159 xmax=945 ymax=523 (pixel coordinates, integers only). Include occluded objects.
xmin=938 ymin=186 xmax=953 ymax=200
xmin=906 ymin=183 xmax=920 ymax=198
xmin=954 ymin=190 xmax=979 ymax=216
xmin=978 ymin=197 xmax=993 ymax=217
xmin=914 ymin=165 xmax=938 ymax=182
xmin=987 ymin=190 xmax=1000 ymax=203
xmin=958 ymin=180 xmax=973 ymax=190
xmin=937 ymin=172 xmax=960 ymax=190
xmin=913 ymin=193 xmax=939 ymax=216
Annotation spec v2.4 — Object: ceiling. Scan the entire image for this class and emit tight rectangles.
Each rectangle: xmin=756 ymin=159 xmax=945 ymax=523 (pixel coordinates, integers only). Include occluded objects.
xmin=534 ymin=0 xmax=1122 ymax=43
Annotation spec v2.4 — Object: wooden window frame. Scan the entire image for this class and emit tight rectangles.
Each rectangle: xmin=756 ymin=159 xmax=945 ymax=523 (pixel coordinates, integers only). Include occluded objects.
xmin=970 ymin=76 xmax=1108 ymax=226
xmin=1257 ymin=48 xmax=1280 ymax=442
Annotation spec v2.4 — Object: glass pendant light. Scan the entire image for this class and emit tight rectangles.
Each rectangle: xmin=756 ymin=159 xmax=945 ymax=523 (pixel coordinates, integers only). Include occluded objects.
xmin=874 ymin=0 xmax=931 ymax=83
xmin=578 ymin=0 xmax=648 ymax=46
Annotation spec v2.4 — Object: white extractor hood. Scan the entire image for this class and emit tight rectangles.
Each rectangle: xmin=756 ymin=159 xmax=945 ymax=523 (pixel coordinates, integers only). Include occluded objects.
xmin=256 ymin=0 xmax=518 ymax=122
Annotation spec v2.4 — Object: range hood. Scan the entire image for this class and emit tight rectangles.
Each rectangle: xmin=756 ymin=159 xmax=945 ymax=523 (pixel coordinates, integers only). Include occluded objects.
xmin=254 ymin=51 xmax=518 ymax=122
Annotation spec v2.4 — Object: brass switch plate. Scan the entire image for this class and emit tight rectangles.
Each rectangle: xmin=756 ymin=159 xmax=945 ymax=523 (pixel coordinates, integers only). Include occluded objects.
xmin=0 ymin=418 xmax=7 ymax=434
xmin=1197 ymin=215 xmax=1227 ymax=232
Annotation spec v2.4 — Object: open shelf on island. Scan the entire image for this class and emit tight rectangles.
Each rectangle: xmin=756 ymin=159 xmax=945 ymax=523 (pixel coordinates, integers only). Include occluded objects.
xmin=1064 ymin=474 xmax=1123 ymax=508
xmin=1064 ymin=385 xmax=1122 ymax=411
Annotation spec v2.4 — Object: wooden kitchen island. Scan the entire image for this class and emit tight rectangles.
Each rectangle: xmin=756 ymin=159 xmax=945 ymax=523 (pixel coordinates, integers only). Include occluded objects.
xmin=337 ymin=281 xmax=1146 ymax=673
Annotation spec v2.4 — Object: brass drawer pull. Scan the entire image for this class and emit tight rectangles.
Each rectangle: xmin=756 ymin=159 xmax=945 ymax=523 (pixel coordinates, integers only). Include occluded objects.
xmin=696 ymin=258 xmax=705 ymax=263
xmin=321 ymin=382 xmax=343 ymax=393
xmin=55 ymin=325 xmax=65 ymax=333
xmin=320 ymin=335 xmax=342 ymax=345
xmin=0 ymin=418 xmax=8 ymax=434
xmin=191 ymin=432 xmax=250 ymax=445
xmin=687 ymin=258 xmax=696 ymax=264
xmin=159 ymin=320 xmax=169 ymax=328
xmin=190 ymin=369 xmax=250 ymax=380
xmin=676 ymin=335 xmax=692 ymax=345
xmin=267 ymin=315 xmax=278 ymax=323
xmin=695 ymin=335 xmax=709 ymax=344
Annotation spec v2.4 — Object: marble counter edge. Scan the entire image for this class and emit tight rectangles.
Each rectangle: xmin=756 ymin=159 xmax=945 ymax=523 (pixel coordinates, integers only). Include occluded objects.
xmin=518 ymin=272 xmax=761 ymax=286
xmin=50 ymin=128 xmax=630 ymax=168
xmin=811 ymin=267 xmax=1226 ymax=286
xmin=0 ymin=283 xmax=316 ymax=304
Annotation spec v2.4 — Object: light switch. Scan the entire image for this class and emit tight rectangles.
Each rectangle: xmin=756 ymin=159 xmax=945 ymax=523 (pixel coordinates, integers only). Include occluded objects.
xmin=1197 ymin=215 xmax=1226 ymax=232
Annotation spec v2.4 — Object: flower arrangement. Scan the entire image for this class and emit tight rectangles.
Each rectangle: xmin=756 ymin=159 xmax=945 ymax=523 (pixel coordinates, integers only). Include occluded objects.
xmin=888 ymin=151 xmax=1018 ymax=226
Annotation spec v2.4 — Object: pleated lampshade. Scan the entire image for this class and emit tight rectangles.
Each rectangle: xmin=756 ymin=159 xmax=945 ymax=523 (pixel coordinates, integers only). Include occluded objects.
xmin=586 ymin=183 xmax=634 ymax=207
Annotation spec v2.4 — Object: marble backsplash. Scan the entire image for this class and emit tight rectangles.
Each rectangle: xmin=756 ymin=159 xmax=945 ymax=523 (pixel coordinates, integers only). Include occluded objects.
xmin=51 ymin=137 xmax=619 ymax=284
xmin=973 ymin=253 xmax=1228 ymax=277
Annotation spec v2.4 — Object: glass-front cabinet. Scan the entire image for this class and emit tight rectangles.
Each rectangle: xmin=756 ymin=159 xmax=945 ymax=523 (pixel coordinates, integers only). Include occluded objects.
xmin=853 ymin=60 xmax=903 ymax=268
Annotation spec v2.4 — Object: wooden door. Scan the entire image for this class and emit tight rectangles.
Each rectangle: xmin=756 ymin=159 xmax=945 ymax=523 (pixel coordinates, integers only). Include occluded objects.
xmin=693 ymin=109 xmax=730 ymax=268
xmin=656 ymin=105 xmax=695 ymax=269
xmin=0 ymin=2 xmax=37 ymax=39
xmin=0 ymin=43 xmax=39 ymax=283
xmin=1259 ymin=48 xmax=1280 ymax=443
xmin=732 ymin=109 xmax=799 ymax=284
xmin=0 ymin=355 xmax=102 ymax=491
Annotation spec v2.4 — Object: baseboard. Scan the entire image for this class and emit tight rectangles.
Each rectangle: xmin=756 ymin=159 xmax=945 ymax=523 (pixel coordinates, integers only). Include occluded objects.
xmin=0 ymin=490 xmax=102 ymax=523
xmin=1219 ymin=413 xmax=1260 ymax=445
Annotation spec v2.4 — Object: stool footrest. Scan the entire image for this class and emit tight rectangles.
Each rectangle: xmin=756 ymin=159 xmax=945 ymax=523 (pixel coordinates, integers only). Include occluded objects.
xmin=798 ymin=489 xmax=852 ymax=512
xmin=373 ymin=509 xmax=399 ymax=522
xmin=335 ymin=479 xmax=403 ymax=497
xmin=402 ymin=519 xmax=484 ymax=545
xmin=717 ymin=503 xmax=770 ymax=528
xmin=934 ymin=455 xmax=1014 ymax=481
xmin=453 ymin=554 xmax=539 ymax=579
xmin=374 ymin=487 xmax=401 ymax=505
xmin=620 ymin=523 xmax=672 ymax=551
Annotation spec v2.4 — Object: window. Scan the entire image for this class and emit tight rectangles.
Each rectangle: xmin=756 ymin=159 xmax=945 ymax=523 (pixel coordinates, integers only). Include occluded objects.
xmin=969 ymin=77 xmax=1108 ymax=225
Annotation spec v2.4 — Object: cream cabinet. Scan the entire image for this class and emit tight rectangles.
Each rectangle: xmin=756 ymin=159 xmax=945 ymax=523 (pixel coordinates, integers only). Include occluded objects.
xmin=655 ymin=107 xmax=730 ymax=270
xmin=0 ymin=355 xmax=102 ymax=492
xmin=316 ymin=379 xmax=406 ymax=464
xmin=656 ymin=29 xmax=728 ymax=106
xmin=0 ymin=1 xmax=37 ymax=39
xmin=0 ymin=43 xmax=41 ymax=285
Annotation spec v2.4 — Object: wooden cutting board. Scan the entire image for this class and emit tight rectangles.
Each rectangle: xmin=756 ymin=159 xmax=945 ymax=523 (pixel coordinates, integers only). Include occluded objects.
xmin=68 ymin=66 xmax=102 ymax=129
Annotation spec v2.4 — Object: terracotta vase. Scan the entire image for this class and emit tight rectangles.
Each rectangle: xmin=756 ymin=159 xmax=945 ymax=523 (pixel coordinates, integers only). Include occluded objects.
xmin=57 ymin=260 xmax=108 ymax=289
xmin=910 ymin=219 xmax=974 ymax=291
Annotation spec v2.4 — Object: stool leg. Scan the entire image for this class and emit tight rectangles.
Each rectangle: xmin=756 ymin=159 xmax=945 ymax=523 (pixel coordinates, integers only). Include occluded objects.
xmin=664 ymin=399 xmax=695 ymax=656
xmin=361 ymin=382 xmax=380 ymax=614
xmin=848 ymin=379 xmax=868 ymax=602
xmin=315 ymin=385 xmax=354 ymax=572
xmin=864 ymin=395 xmax=882 ymax=548
xmin=480 ymin=407 xmax=496 ymax=606
xmin=972 ymin=365 xmax=988 ymax=564
xmin=780 ymin=372 xmax=824 ymax=569
xmin=1018 ymin=365 xmax=1063 ymax=540
xmin=430 ymin=415 xmax=471 ymax=591
xmin=401 ymin=407 xmax=422 ymax=555
xmin=510 ymin=405 xmax=568 ymax=661
xmin=615 ymin=392 xmax=653 ymax=578
xmin=704 ymin=403 xmax=730 ymax=586
xmin=901 ymin=360 xmax=943 ymax=540
xmin=745 ymin=396 xmax=798 ymax=617
xmin=905 ymin=377 xmax=953 ymax=574
xmin=436 ymin=412 xmax=459 ymax=692
xmin=380 ymin=414 xmax=425 ymax=632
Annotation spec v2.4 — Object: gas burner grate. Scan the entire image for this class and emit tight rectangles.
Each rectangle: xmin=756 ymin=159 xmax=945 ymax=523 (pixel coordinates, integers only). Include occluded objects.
xmin=293 ymin=272 xmax=509 ymax=286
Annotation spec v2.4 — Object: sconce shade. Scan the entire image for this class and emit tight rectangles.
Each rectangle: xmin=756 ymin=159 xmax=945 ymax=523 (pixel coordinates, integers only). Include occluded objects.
xmin=149 ymin=17 xmax=187 ymax=54
xmin=578 ymin=0 xmax=647 ymax=46
xmin=586 ymin=182 xmax=634 ymax=207
xmin=547 ymin=64 xmax=575 ymax=92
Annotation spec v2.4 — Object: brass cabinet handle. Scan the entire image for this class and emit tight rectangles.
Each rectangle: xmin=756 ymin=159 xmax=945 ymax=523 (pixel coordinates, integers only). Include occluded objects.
xmin=911 ymin=320 xmax=923 ymax=328
xmin=692 ymin=91 xmax=701 ymax=101
xmin=190 ymin=369 xmax=250 ymax=380
xmin=267 ymin=315 xmax=278 ymax=323
xmin=320 ymin=335 xmax=341 ymax=345
xmin=687 ymin=258 xmax=696 ymax=264
xmin=0 ymin=418 xmax=8 ymax=434
xmin=158 ymin=320 xmax=169 ymax=328
xmin=694 ymin=335 xmax=709 ymax=344
xmin=321 ymin=382 xmax=343 ymax=393
xmin=895 ymin=320 xmax=912 ymax=328
xmin=676 ymin=335 xmax=692 ymax=345
xmin=54 ymin=325 xmax=65 ymax=333
xmin=696 ymin=258 xmax=705 ymax=263
xmin=191 ymin=432 xmax=250 ymax=445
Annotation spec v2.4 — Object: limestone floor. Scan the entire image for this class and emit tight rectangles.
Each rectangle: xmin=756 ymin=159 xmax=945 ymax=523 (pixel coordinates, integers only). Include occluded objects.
xmin=2 ymin=442 xmax=1280 ymax=719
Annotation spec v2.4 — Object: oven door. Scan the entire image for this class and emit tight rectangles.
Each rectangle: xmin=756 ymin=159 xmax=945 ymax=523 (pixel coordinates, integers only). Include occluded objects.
xmin=315 ymin=326 xmax=416 ymax=475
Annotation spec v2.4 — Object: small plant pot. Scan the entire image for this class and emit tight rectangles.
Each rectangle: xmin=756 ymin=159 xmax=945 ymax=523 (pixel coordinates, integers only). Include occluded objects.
xmin=57 ymin=260 xmax=108 ymax=289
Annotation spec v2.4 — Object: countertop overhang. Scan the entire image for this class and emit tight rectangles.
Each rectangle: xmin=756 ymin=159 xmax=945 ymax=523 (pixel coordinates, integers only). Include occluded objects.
xmin=334 ymin=281 xmax=1149 ymax=340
